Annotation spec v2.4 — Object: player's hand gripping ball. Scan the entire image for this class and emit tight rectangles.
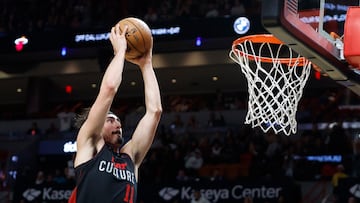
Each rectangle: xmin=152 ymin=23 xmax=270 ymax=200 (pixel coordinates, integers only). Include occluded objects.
xmin=117 ymin=17 xmax=152 ymax=60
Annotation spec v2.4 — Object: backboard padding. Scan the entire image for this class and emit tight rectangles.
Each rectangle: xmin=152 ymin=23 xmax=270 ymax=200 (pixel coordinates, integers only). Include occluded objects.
xmin=261 ymin=0 xmax=360 ymax=95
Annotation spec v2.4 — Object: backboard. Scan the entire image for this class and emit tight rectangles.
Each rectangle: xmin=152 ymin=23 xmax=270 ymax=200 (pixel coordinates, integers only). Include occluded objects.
xmin=262 ymin=0 xmax=360 ymax=96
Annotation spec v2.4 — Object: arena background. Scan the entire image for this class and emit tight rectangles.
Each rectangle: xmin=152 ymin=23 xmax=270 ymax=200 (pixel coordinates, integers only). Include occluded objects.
xmin=0 ymin=0 xmax=359 ymax=203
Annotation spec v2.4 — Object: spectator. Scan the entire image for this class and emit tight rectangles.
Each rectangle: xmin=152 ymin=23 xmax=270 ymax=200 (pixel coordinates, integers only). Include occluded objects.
xmin=158 ymin=0 xmax=175 ymax=21
xmin=198 ymin=136 xmax=212 ymax=163
xmin=205 ymin=2 xmax=219 ymax=18
xmin=331 ymin=164 xmax=349 ymax=203
xmin=34 ymin=170 xmax=45 ymax=185
xmin=209 ymin=167 xmax=224 ymax=182
xmin=222 ymin=130 xmax=239 ymax=162
xmin=176 ymin=169 xmax=190 ymax=182
xmin=57 ymin=104 xmax=78 ymax=132
xmin=209 ymin=138 xmax=223 ymax=163
xmin=53 ymin=169 xmax=67 ymax=185
xmin=264 ymin=131 xmax=282 ymax=157
xmin=191 ymin=188 xmax=210 ymax=203
xmin=144 ymin=6 xmax=158 ymax=22
xmin=348 ymin=196 xmax=357 ymax=203
xmin=27 ymin=122 xmax=41 ymax=136
xmin=184 ymin=149 xmax=204 ymax=177
xmin=230 ymin=0 xmax=246 ymax=16
xmin=175 ymin=0 xmax=194 ymax=18
xmin=186 ymin=115 xmax=199 ymax=129
xmin=45 ymin=122 xmax=59 ymax=137
xmin=171 ymin=114 xmax=185 ymax=129
xmin=45 ymin=172 xmax=55 ymax=186
xmin=282 ymin=145 xmax=295 ymax=177
xmin=325 ymin=123 xmax=351 ymax=155
xmin=208 ymin=112 xmax=226 ymax=127
xmin=243 ymin=197 xmax=253 ymax=203
xmin=0 ymin=166 xmax=6 ymax=189
xmin=168 ymin=148 xmax=186 ymax=180
xmin=64 ymin=159 xmax=76 ymax=187
xmin=352 ymin=137 xmax=360 ymax=178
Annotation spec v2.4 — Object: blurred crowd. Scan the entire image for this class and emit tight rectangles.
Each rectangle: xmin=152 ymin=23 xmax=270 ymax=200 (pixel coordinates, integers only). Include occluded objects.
xmin=0 ymin=87 xmax=359 ymax=191
xmin=0 ymin=0 xmax=260 ymax=34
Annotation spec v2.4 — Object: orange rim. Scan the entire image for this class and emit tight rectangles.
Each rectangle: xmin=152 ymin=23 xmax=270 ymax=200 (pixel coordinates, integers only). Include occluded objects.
xmin=232 ymin=34 xmax=308 ymax=66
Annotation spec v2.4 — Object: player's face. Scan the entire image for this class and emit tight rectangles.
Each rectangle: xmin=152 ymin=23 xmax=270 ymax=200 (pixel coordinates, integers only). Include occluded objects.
xmin=102 ymin=114 xmax=122 ymax=145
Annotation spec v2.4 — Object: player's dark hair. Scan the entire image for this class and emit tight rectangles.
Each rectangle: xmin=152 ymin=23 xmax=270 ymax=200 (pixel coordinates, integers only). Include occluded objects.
xmin=74 ymin=107 xmax=91 ymax=129
xmin=74 ymin=108 xmax=119 ymax=129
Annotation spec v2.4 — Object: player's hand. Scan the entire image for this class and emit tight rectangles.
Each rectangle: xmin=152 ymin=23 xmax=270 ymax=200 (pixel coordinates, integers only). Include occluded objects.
xmin=126 ymin=37 xmax=153 ymax=68
xmin=110 ymin=24 xmax=128 ymax=55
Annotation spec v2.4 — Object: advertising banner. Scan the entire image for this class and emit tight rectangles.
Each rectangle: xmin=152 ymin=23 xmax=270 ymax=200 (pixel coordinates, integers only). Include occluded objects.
xmin=138 ymin=178 xmax=301 ymax=203
xmin=14 ymin=178 xmax=301 ymax=203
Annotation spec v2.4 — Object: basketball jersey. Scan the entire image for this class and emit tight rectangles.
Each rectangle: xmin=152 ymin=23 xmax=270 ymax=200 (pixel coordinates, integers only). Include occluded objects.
xmin=72 ymin=145 xmax=137 ymax=203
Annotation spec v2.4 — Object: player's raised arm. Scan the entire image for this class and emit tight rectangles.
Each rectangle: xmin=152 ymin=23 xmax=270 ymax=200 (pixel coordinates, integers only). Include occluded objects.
xmin=125 ymin=39 xmax=163 ymax=167
xmin=74 ymin=24 xmax=128 ymax=167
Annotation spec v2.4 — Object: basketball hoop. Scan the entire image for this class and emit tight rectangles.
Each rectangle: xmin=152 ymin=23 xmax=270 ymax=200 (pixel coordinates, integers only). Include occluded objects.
xmin=229 ymin=34 xmax=312 ymax=135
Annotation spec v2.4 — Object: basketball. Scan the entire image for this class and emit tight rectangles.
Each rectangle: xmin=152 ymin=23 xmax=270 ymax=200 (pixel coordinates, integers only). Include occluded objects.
xmin=117 ymin=17 xmax=152 ymax=60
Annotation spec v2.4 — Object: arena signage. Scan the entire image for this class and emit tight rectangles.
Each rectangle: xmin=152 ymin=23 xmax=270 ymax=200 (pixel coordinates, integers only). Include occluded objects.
xmin=74 ymin=26 xmax=181 ymax=43
xmin=175 ymin=185 xmax=282 ymax=202
xmin=0 ymin=16 xmax=265 ymax=61
xmin=16 ymin=178 xmax=300 ymax=203
xmin=63 ymin=141 xmax=77 ymax=153
xmin=141 ymin=179 xmax=300 ymax=203
xmin=22 ymin=186 xmax=73 ymax=202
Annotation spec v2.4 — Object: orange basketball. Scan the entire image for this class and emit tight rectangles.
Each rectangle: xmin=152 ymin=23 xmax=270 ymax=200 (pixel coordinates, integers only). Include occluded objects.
xmin=117 ymin=17 xmax=152 ymax=60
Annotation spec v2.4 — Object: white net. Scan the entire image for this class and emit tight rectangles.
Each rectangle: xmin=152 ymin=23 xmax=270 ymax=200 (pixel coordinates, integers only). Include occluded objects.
xmin=229 ymin=35 xmax=312 ymax=135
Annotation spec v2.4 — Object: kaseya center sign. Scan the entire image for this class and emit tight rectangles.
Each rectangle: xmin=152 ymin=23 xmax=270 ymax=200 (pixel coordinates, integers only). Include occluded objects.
xmin=22 ymin=187 xmax=72 ymax=202
xmin=141 ymin=178 xmax=301 ymax=203
xmin=159 ymin=185 xmax=282 ymax=202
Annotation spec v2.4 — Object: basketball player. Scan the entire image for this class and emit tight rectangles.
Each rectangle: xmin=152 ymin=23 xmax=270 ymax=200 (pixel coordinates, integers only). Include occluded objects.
xmin=68 ymin=23 xmax=162 ymax=202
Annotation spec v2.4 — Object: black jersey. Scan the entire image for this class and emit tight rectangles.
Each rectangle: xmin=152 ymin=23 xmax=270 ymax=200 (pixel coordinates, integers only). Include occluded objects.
xmin=73 ymin=145 xmax=137 ymax=203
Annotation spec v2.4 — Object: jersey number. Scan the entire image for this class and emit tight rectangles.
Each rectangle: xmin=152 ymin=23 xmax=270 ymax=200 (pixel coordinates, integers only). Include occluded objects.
xmin=123 ymin=183 xmax=134 ymax=203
